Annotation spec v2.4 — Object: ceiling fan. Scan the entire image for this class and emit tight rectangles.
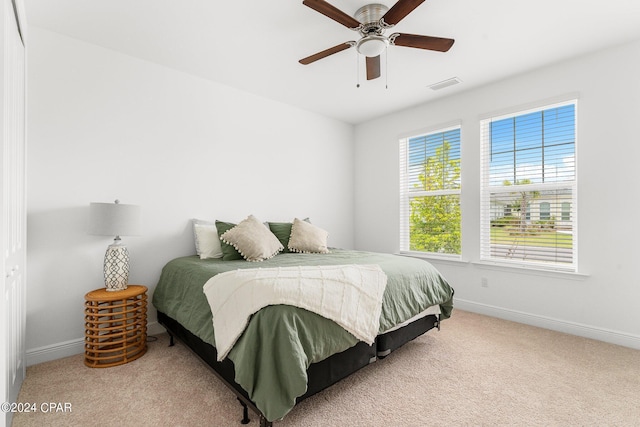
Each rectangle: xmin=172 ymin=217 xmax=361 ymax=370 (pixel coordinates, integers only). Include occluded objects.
xmin=299 ymin=0 xmax=455 ymax=81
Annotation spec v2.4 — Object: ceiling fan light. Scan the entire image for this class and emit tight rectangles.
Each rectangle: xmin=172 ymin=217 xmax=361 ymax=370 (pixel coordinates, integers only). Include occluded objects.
xmin=356 ymin=36 xmax=389 ymax=57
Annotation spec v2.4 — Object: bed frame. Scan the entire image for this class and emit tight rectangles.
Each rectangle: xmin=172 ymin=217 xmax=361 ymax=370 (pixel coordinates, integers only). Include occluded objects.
xmin=157 ymin=310 xmax=440 ymax=426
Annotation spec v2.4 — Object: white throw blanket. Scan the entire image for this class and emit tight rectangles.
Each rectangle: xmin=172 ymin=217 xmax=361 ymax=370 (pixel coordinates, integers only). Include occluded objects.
xmin=203 ymin=264 xmax=388 ymax=361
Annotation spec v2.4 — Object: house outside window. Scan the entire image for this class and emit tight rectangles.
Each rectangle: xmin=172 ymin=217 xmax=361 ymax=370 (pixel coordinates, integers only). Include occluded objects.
xmin=480 ymin=100 xmax=577 ymax=271
xmin=399 ymin=125 xmax=461 ymax=257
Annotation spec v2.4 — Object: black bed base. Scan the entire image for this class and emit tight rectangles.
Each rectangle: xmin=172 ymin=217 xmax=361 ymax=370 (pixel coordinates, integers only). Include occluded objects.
xmin=377 ymin=314 xmax=439 ymax=358
xmin=156 ymin=311 xmax=439 ymax=426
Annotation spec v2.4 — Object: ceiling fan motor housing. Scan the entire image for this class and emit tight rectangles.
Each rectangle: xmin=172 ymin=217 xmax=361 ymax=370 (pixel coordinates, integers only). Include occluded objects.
xmin=355 ymin=3 xmax=388 ymax=29
xmin=355 ymin=4 xmax=390 ymax=57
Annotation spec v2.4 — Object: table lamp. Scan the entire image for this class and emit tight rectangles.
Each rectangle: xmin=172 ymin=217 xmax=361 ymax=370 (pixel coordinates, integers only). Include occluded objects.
xmin=89 ymin=200 xmax=141 ymax=291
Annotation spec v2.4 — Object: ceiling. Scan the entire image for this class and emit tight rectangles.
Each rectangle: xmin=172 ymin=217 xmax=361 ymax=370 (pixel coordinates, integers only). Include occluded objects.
xmin=25 ymin=0 xmax=640 ymax=124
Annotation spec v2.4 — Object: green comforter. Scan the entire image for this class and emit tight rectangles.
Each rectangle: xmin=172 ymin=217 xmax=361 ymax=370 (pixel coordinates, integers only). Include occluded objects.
xmin=152 ymin=249 xmax=454 ymax=421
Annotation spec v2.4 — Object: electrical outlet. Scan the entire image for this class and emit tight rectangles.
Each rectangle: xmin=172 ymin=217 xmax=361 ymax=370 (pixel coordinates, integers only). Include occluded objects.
xmin=481 ymin=277 xmax=489 ymax=288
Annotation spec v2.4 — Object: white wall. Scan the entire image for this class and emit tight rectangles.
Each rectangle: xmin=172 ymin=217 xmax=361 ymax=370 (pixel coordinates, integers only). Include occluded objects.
xmin=354 ymin=39 xmax=640 ymax=348
xmin=26 ymin=27 xmax=355 ymax=364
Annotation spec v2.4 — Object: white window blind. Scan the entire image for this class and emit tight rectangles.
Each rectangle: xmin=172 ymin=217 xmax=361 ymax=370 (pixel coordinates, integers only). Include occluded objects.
xmin=480 ymin=101 xmax=577 ymax=271
xmin=400 ymin=126 xmax=461 ymax=256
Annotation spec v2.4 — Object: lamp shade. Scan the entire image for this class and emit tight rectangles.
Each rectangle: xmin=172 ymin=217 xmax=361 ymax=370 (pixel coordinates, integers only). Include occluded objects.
xmin=89 ymin=201 xmax=141 ymax=237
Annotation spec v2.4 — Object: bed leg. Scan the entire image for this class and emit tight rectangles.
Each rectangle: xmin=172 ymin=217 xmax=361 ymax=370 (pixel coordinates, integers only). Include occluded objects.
xmin=259 ymin=415 xmax=272 ymax=427
xmin=168 ymin=333 xmax=175 ymax=347
xmin=436 ymin=314 xmax=441 ymax=331
xmin=237 ymin=398 xmax=250 ymax=424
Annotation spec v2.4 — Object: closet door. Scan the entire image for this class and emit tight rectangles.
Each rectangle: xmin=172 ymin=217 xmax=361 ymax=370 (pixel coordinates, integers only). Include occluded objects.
xmin=1 ymin=1 xmax=27 ymax=426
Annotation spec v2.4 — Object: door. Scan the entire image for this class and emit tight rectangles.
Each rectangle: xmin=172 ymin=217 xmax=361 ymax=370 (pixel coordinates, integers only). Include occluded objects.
xmin=1 ymin=1 xmax=27 ymax=426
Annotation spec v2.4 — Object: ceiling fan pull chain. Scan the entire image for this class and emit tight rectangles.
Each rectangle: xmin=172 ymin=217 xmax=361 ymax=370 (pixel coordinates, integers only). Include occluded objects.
xmin=385 ymin=47 xmax=389 ymax=89
xmin=356 ymin=52 xmax=360 ymax=88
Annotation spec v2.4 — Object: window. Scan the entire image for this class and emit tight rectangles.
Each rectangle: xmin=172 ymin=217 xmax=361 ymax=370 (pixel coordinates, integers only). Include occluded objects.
xmin=539 ymin=202 xmax=551 ymax=221
xmin=480 ymin=101 xmax=577 ymax=271
xmin=399 ymin=125 xmax=461 ymax=256
xmin=561 ymin=202 xmax=571 ymax=221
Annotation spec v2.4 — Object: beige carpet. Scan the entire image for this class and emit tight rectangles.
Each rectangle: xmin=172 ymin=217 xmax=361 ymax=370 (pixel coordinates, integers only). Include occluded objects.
xmin=12 ymin=310 xmax=640 ymax=426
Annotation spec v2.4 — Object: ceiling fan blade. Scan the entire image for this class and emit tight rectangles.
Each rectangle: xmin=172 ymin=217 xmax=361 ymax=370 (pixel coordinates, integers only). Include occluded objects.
xmin=366 ymin=55 xmax=381 ymax=80
xmin=299 ymin=42 xmax=354 ymax=65
xmin=390 ymin=33 xmax=455 ymax=52
xmin=303 ymin=0 xmax=362 ymax=29
xmin=381 ymin=0 xmax=426 ymax=26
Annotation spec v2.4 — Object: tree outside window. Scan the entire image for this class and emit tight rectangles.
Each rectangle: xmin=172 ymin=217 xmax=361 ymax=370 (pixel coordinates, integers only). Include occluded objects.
xmin=400 ymin=127 xmax=461 ymax=256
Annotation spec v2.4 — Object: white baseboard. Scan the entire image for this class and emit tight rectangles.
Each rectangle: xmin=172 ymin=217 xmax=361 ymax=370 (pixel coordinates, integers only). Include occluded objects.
xmin=26 ymin=321 xmax=167 ymax=366
xmin=26 ymin=338 xmax=85 ymax=367
xmin=454 ymin=299 xmax=640 ymax=350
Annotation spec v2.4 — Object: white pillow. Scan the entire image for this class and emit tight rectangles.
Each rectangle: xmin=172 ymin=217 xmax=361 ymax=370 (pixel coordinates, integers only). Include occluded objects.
xmin=288 ymin=218 xmax=330 ymax=254
xmin=220 ymin=215 xmax=283 ymax=262
xmin=192 ymin=220 xmax=223 ymax=259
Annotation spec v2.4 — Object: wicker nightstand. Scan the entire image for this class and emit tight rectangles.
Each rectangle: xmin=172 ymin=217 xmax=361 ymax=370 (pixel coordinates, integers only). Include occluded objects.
xmin=84 ymin=285 xmax=148 ymax=368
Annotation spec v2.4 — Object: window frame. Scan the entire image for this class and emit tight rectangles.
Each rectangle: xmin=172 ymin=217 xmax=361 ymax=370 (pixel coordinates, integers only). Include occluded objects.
xmin=399 ymin=124 xmax=462 ymax=260
xmin=479 ymin=99 xmax=578 ymax=272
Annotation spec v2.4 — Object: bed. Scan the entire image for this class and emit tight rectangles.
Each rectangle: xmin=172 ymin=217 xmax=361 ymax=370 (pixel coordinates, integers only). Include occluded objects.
xmin=152 ymin=246 xmax=454 ymax=426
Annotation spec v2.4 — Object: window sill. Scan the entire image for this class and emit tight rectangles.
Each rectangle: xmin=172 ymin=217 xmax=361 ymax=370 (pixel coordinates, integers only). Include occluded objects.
xmin=472 ymin=260 xmax=589 ymax=280
xmin=397 ymin=251 xmax=469 ymax=266
xmin=396 ymin=252 xmax=589 ymax=280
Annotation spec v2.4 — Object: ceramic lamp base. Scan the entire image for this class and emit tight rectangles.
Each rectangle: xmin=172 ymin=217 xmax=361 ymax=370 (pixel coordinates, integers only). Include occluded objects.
xmin=104 ymin=244 xmax=130 ymax=291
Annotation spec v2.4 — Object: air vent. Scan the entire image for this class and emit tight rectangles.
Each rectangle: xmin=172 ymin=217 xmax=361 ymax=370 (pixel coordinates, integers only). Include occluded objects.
xmin=428 ymin=77 xmax=462 ymax=91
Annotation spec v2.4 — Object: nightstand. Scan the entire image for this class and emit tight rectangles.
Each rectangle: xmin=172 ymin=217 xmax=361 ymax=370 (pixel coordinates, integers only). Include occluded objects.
xmin=84 ymin=284 xmax=148 ymax=368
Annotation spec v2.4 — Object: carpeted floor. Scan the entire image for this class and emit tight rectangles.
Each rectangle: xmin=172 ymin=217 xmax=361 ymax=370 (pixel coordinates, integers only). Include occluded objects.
xmin=12 ymin=310 xmax=640 ymax=426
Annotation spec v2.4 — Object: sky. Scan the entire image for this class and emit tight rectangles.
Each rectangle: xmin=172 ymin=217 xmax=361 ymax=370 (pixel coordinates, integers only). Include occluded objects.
xmin=488 ymin=103 xmax=576 ymax=186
